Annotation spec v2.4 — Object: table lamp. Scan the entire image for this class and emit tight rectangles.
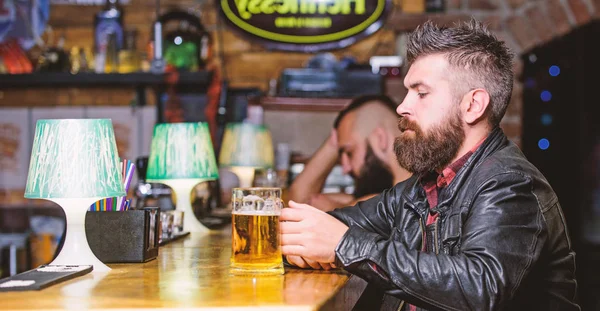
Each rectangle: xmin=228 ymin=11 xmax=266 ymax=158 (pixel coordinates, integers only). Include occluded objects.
xmin=24 ymin=119 xmax=125 ymax=272
xmin=146 ymin=122 xmax=219 ymax=233
xmin=218 ymin=123 xmax=274 ymax=188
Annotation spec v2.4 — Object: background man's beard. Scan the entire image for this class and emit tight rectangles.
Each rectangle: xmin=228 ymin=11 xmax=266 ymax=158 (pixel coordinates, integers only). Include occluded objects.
xmin=352 ymin=144 xmax=395 ymax=198
xmin=394 ymin=111 xmax=465 ymax=175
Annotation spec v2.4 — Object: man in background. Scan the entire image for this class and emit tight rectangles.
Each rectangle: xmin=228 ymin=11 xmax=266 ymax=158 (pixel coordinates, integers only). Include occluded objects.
xmin=288 ymin=95 xmax=411 ymax=211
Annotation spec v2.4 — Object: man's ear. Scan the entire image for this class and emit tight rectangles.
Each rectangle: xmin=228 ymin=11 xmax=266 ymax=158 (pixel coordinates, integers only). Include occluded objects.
xmin=368 ymin=127 xmax=389 ymax=157
xmin=462 ymin=89 xmax=490 ymax=124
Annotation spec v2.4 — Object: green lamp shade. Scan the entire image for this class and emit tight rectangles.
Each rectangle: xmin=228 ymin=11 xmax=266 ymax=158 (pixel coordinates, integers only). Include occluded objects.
xmin=146 ymin=122 xmax=219 ymax=182
xmin=218 ymin=123 xmax=274 ymax=168
xmin=24 ymin=119 xmax=126 ymax=199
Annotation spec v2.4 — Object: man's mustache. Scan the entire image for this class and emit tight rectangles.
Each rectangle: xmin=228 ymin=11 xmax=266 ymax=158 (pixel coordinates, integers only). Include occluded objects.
xmin=398 ymin=117 xmax=420 ymax=132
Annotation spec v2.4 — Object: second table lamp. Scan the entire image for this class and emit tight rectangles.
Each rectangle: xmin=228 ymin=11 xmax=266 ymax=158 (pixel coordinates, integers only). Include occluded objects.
xmin=218 ymin=123 xmax=274 ymax=188
xmin=146 ymin=122 xmax=219 ymax=233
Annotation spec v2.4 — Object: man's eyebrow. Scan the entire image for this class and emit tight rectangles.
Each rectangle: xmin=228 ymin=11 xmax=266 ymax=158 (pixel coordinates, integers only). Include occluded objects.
xmin=407 ymin=81 xmax=430 ymax=89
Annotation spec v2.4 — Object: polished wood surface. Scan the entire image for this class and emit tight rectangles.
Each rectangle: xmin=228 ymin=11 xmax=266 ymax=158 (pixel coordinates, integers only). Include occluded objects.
xmin=0 ymin=227 xmax=365 ymax=311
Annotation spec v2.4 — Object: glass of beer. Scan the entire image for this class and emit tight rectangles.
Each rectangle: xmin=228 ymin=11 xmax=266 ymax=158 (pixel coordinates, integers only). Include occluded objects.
xmin=230 ymin=187 xmax=284 ymax=275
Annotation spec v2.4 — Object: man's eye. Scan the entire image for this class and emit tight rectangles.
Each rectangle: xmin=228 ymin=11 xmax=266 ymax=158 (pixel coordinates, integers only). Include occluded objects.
xmin=417 ymin=93 xmax=428 ymax=98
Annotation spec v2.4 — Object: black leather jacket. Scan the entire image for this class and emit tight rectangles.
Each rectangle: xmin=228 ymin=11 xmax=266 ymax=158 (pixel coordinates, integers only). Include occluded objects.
xmin=329 ymin=128 xmax=580 ymax=311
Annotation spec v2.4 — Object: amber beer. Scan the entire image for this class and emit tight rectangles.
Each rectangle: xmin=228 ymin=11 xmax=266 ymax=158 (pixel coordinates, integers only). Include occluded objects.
xmin=230 ymin=187 xmax=284 ymax=275
xmin=231 ymin=211 xmax=283 ymax=273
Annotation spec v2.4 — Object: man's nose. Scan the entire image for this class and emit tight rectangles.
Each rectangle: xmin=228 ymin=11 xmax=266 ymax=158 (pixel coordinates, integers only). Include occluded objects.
xmin=397 ymin=97 xmax=412 ymax=116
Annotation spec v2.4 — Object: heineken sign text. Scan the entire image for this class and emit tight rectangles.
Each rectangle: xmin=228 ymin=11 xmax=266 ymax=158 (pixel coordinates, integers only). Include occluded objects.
xmin=220 ymin=0 xmax=391 ymax=52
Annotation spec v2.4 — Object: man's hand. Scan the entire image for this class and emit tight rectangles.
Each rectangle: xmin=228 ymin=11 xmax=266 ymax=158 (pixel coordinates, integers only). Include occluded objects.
xmin=285 ymin=255 xmax=336 ymax=270
xmin=280 ymin=200 xmax=349 ymax=264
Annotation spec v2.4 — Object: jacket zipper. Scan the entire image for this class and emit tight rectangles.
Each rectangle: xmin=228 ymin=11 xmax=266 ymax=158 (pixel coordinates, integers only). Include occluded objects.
xmin=408 ymin=217 xmax=438 ymax=311
xmin=434 ymin=217 xmax=440 ymax=254
xmin=402 ymin=216 xmax=426 ymax=311
xmin=419 ymin=218 xmax=426 ymax=251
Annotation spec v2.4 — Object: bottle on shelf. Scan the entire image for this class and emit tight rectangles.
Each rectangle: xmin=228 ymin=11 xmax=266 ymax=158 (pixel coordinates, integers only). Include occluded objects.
xmin=35 ymin=36 xmax=69 ymax=73
xmin=81 ymin=47 xmax=94 ymax=72
xmin=118 ymin=28 xmax=140 ymax=73
xmin=70 ymin=46 xmax=81 ymax=74
xmin=94 ymin=0 xmax=124 ymax=73
xmin=1 ymin=39 xmax=34 ymax=74
xmin=104 ymin=33 xmax=119 ymax=73
xmin=69 ymin=45 xmax=93 ymax=74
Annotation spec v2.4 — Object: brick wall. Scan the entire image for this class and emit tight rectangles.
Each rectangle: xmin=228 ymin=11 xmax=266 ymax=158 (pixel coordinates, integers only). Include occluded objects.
xmin=2 ymin=0 xmax=599 ymax=145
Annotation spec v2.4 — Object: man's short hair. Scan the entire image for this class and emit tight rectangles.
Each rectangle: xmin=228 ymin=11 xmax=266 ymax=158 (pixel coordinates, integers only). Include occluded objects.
xmin=406 ymin=18 xmax=514 ymax=127
xmin=333 ymin=94 xmax=398 ymax=129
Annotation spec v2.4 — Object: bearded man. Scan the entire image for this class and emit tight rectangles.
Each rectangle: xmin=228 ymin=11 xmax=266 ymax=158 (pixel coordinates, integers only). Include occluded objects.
xmin=279 ymin=19 xmax=580 ymax=311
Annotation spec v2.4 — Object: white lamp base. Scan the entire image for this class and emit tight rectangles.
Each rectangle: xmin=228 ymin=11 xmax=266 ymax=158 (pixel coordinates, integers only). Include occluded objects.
xmin=229 ymin=167 xmax=255 ymax=188
xmin=163 ymin=180 xmax=209 ymax=234
xmin=50 ymin=198 xmax=110 ymax=273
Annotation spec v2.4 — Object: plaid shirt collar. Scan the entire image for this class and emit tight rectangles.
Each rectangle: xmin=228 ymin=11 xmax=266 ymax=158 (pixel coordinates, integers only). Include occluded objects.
xmin=422 ymin=137 xmax=486 ymax=192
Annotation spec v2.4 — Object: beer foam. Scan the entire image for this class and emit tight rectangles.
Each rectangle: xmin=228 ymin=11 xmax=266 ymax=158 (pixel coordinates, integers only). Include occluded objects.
xmin=242 ymin=195 xmax=264 ymax=202
xmin=235 ymin=195 xmax=282 ymax=214
xmin=232 ymin=210 xmax=280 ymax=216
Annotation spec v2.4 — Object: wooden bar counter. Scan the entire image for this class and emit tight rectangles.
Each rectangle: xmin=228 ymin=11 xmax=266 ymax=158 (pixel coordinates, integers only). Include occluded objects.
xmin=0 ymin=227 xmax=367 ymax=311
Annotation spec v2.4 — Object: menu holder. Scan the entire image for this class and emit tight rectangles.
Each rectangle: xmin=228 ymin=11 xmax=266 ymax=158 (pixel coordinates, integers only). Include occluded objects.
xmin=0 ymin=265 xmax=92 ymax=292
xmin=85 ymin=207 xmax=159 ymax=263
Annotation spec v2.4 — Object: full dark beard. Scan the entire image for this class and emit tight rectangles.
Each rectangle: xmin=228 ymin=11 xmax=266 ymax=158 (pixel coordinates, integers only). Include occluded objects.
xmin=352 ymin=144 xmax=395 ymax=198
xmin=394 ymin=109 xmax=465 ymax=175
